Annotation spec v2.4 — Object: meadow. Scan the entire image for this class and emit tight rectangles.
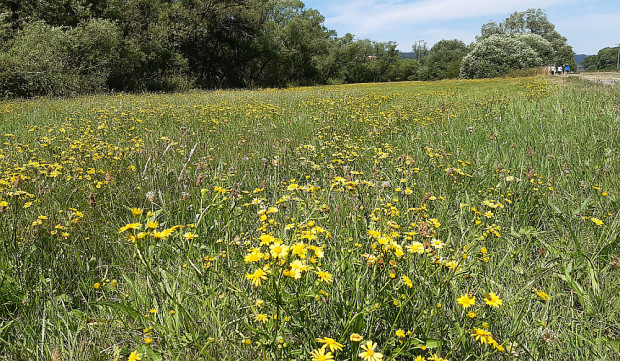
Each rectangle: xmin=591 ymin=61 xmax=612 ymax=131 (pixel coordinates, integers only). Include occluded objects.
xmin=0 ymin=77 xmax=618 ymax=361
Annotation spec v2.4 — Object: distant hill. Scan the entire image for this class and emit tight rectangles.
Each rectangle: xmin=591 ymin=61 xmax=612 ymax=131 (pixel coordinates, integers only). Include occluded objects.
xmin=400 ymin=52 xmax=415 ymax=59
xmin=574 ymin=54 xmax=588 ymax=65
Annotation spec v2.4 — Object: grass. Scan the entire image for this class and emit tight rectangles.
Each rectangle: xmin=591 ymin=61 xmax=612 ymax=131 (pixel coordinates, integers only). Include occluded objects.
xmin=0 ymin=77 xmax=619 ymax=361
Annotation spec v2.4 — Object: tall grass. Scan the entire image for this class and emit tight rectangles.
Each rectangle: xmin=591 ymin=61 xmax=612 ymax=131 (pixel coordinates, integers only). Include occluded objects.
xmin=0 ymin=77 xmax=618 ymax=360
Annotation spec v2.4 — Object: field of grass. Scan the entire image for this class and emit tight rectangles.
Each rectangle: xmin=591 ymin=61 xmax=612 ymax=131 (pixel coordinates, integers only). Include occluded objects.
xmin=0 ymin=77 xmax=618 ymax=361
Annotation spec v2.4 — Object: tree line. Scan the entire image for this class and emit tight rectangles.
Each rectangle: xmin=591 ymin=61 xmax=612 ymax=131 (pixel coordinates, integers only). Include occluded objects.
xmin=581 ymin=47 xmax=620 ymax=71
xmin=0 ymin=1 xmax=575 ymax=97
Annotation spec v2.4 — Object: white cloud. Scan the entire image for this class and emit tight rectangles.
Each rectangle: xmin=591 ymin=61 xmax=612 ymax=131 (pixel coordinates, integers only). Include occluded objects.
xmin=325 ymin=0 xmax=570 ymax=35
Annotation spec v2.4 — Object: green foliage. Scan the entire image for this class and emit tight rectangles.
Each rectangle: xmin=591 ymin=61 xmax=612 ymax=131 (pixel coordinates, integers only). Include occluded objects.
xmin=0 ymin=0 xmax=443 ymax=95
xmin=390 ymin=58 xmax=419 ymax=82
xmin=0 ymin=4 xmax=583 ymax=95
xmin=0 ymin=21 xmax=74 ymax=97
xmin=459 ymin=34 xmax=543 ymax=78
xmin=0 ymin=78 xmax=618 ymax=360
xmin=477 ymin=8 xmax=575 ymax=68
xmin=418 ymin=39 xmax=469 ymax=80
xmin=0 ymin=19 xmax=128 ymax=97
xmin=581 ymin=47 xmax=620 ymax=71
xmin=516 ymin=33 xmax=554 ymax=65
xmin=315 ymin=35 xmax=402 ymax=84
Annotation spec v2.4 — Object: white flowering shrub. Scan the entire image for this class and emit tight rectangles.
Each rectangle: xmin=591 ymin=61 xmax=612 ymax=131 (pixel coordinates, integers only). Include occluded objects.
xmin=459 ymin=34 xmax=544 ymax=79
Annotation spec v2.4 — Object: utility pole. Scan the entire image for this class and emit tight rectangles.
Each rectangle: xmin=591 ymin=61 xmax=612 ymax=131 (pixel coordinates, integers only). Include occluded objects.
xmin=413 ymin=40 xmax=428 ymax=63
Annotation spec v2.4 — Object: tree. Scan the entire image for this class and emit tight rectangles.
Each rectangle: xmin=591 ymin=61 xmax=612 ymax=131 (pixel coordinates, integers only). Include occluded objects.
xmin=580 ymin=47 xmax=620 ymax=71
xmin=502 ymin=8 xmax=555 ymax=36
xmin=478 ymin=21 xmax=503 ymax=40
xmin=478 ymin=8 xmax=574 ymax=67
xmin=390 ymin=58 xmax=419 ymax=81
xmin=459 ymin=34 xmax=544 ymax=79
xmin=418 ymin=39 xmax=469 ymax=80
xmin=515 ymin=33 xmax=554 ymax=65
xmin=255 ymin=0 xmax=334 ymax=86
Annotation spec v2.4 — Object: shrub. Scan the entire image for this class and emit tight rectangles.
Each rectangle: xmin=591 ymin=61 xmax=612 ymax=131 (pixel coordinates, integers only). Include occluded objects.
xmin=460 ymin=34 xmax=543 ymax=79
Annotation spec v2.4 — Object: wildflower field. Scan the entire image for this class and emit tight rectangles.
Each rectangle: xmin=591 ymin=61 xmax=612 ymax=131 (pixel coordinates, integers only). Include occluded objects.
xmin=0 ymin=77 xmax=618 ymax=361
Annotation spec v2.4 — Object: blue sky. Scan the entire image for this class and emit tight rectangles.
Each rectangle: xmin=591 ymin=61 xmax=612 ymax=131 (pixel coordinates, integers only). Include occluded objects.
xmin=303 ymin=0 xmax=620 ymax=55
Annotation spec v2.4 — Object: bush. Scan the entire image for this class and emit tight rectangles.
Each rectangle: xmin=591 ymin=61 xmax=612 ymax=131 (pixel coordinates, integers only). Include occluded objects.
xmin=419 ymin=39 xmax=469 ymax=80
xmin=66 ymin=19 xmax=123 ymax=92
xmin=460 ymin=34 xmax=543 ymax=79
xmin=0 ymin=19 xmax=129 ymax=97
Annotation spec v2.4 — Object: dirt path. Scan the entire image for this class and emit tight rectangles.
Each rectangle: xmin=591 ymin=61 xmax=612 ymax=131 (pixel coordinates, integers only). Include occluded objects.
xmin=570 ymin=72 xmax=620 ymax=85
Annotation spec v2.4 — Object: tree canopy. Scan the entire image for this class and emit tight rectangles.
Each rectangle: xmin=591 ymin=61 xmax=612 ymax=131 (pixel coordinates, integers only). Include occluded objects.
xmin=461 ymin=8 xmax=574 ymax=78
xmin=0 ymin=3 xmax=577 ymax=96
xmin=418 ymin=39 xmax=469 ymax=81
xmin=581 ymin=47 xmax=620 ymax=71
xmin=0 ymin=0 xmax=422 ymax=96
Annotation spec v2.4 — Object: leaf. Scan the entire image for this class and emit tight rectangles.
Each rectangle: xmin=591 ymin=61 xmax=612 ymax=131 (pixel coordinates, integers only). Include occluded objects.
xmin=573 ymin=195 xmax=591 ymax=215
xmin=95 ymin=301 xmax=144 ymax=323
xmin=352 ymin=312 xmax=366 ymax=334
xmin=145 ymin=346 xmax=163 ymax=361
xmin=424 ymin=339 xmax=443 ymax=348
xmin=584 ymin=257 xmax=600 ymax=297
xmin=599 ymin=337 xmax=620 ymax=354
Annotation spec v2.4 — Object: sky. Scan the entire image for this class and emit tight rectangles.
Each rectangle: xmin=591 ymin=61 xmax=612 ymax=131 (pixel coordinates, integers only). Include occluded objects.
xmin=303 ymin=0 xmax=620 ymax=55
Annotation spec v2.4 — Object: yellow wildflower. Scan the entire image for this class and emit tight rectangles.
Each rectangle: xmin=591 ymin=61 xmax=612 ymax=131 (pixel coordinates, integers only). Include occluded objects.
xmin=484 ymin=292 xmax=503 ymax=307
xmin=456 ymin=294 xmax=476 ymax=308
xmin=358 ymin=340 xmax=383 ymax=361
xmin=316 ymin=337 xmax=343 ymax=353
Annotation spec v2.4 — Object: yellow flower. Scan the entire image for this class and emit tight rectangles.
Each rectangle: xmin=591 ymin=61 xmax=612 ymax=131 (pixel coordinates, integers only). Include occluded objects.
xmin=471 ymin=327 xmax=494 ymax=345
xmin=316 ymin=337 xmax=343 ymax=352
xmin=591 ymin=218 xmax=604 ymax=226
xmin=407 ymin=242 xmax=425 ymax=254
xmin=350 ymin=333 xmax=364 ymax=342
xmin=244 ymin=249 xmax=264 ymax=263
xmin=535 ymin=290 xmax=552 ymax=302
xmin=484 ymin=292 xmax=503 ymax=307
xmin=467 ymin=311 xmax=476 ymax=319
xmin=359 ymin=340 xmax=383 ymax=361
xmin=456 ymin=294 xmax=476 ymax=308
xmin=269 ymin=241 xmax=289 ymax=259
xmin=146 ymin=220 xmax=159 ymax=229
xmin=144 ymin=337 xmax=153 ymax=344
xmin=118 ymin=223 xmax=141 ymax=233
xmin=246 ymin=268 xmax=268 ymax=287
xmin=428 ymin=353 xmax=448 ymax=361
xmin=291 ymin=242 xmax=307 ymax=258
xmin=127 ymin=350 xmax=141 ymax=361
xmin=259 ymin=233 xmax=275 ymax=245
xmin=93 ymin=282 xmax=100 ymax=289
xmin=183 ymin=232 xmax=197 ymax=240
xmin=414 ymin=356 xmax=426 ymax=361
xmin=290 ymin=259 xmax=312 ymax=273
xmin=310 ymin=347 xmax=334 ymax=361
xmin=395 ymin=329 xmax=406 ymax=338
xmin=315 ymin=270 xmax=334 ymax=284
xmin=430 ymin=238 xmax=444 ymax=249
xmin=254 ymin=314 xmax=268 ymax=323
xmin=130 ymin=207 xmax=143 ymax=216
xmin=401 ymin=274 xmax=413 ymax=288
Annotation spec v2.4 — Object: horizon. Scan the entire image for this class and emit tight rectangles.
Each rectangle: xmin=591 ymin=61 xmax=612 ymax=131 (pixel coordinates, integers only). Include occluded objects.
xmin=304 ymin=0 xmax=620 ymax=55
